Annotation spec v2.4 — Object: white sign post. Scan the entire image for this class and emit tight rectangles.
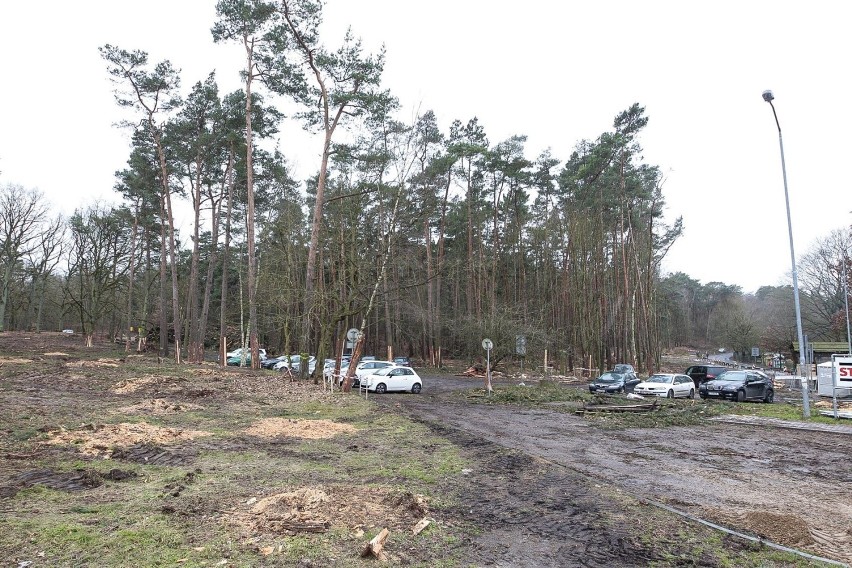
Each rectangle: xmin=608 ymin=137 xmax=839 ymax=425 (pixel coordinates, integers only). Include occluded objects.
xmin=345 ymin=327 xmax=359 ymax=352
xmin=482 ymin=338 xmax=494 ymax=394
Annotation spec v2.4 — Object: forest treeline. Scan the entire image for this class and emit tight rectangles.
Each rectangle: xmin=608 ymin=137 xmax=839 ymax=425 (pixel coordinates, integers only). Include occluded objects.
xmin=1 ymin=0 xmax=850 ymax=373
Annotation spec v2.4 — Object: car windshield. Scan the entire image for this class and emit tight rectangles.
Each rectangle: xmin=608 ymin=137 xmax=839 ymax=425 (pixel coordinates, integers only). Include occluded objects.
xmin=596 ymin=373 xmax=622 ymax=383
xmin=373 ymin=366 xmax=397 ymax=376
xmin=717 ymin=371 xmax=746 ymax=382
xmin=646 ymin=375 xmax=673 ymax=384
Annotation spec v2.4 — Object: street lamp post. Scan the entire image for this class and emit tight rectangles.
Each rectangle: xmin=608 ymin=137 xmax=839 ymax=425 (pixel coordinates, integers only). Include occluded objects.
xmin=762 ymin=89 xmax=811 ymax=418
xmin=844 ymin=256 xmax=851 ymax=355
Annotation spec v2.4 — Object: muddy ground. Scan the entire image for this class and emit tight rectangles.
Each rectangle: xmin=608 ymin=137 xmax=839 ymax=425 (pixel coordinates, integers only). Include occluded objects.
xmin=393 ymin=374 xmax=852 ymax=566
xmin=1 ymin=332 xmax=851 ymax=567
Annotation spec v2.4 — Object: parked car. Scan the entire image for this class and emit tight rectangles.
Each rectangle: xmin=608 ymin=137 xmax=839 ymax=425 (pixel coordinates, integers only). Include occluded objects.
xmin=633 ymin=373 xmax=695 ymax=398
xmin=260 ymin=355 xmax=288 ymax=370
xmin=225 ymin=347 xmax=267 ymax=361
xmin=336 ymin=360 xmax=397 ymax=388
xmin=324 ymin=360 xmax=351 ymax=383
xmin=273 ymin=354 xmax=317 ymax=376
xmin=393 ymin=356 xmax=412 ymax=366
xmin=685 ymin=364 xmax=728 ymax=388
xmin=361 ymin=366 xmax=422 ymax=394
xmin=588 ymin=371 xmax=641 ymax=394
xmin=227 ymin=354 xmax=262 ymax=367
xmin=699 ymin=370 xmax=774 ymax=403
xmin=611 ymin=364 xmax=639 ymax=382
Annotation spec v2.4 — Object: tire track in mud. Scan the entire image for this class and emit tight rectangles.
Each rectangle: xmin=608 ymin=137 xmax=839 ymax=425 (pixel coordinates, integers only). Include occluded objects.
xmin=395 ymin=396 xmax=852 ymax=566
xmin=418 ymin=418 xmax=670 ymax=567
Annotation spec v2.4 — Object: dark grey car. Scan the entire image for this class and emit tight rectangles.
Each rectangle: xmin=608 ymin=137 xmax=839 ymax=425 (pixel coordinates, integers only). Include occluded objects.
xmin=588 ymin=371 xmax=641 ymax=394
xmin=699 ymin=370 xmax=774 ymax=402
xmin=685 ymin=364 xmax=729 ymax=388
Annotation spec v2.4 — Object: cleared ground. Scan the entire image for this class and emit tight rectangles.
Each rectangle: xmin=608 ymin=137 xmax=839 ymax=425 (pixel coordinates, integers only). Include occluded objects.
xmin=0 ymin=332 xmax=849 ymax=567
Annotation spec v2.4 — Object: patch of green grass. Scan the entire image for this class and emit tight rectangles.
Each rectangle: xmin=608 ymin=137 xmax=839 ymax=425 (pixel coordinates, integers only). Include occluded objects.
xmin=339 ymin=412 xmax=468 ymax=484
xmin=722 ymin=398 xmax=852 ymax=425
xmin=9 ymin=426 xmax=41 ymax=441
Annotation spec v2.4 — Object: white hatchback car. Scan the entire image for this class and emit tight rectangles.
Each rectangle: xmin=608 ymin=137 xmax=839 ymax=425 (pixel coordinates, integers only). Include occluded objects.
xmin=633 ymin=373 xmax=695 ymax=399
xmin=355 ymin=360 xmax=396 ymax=380
xmin=361 ymin=366 xmax=422 ymax=394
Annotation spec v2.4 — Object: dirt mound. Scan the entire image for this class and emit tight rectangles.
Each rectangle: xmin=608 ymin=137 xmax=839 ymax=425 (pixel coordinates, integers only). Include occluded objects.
xmin=243 ymin=418 xmax=356 ymax=439
xmin=744 ymin=511 xmax=814 ymax=546
xmin=41 ymin=422 xmax=211 ymax=457
xmin=111 ymin=443 xmax=196 ymax=466
xmin=0 ymin=468 xmax=137 ymax=497
xmin=111 ymin=376 xmax=166 ymax=394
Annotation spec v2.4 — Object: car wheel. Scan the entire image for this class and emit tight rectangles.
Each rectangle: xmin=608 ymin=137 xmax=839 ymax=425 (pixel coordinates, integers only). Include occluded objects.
xmin=667 ymin=390 xmax=674 ymax=398
xmin=375 ymin=383 xmax=387 ymax=394
xmin=617 ymin=387 xmax=624 ymax=394
xmin=763 ymin=390 xmax=774 ymax=403
xmin=689 ymin=389 xmax=695 ymax=399
xmin=736 ymin=389 xmax=746 ymax=402
xmin=412 ymin=383 xmax=421 ymax=394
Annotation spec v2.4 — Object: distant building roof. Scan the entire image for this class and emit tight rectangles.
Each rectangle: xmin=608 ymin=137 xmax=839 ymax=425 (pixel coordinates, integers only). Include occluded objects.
xmin=792 ymin=342 xmax=851 ymax=354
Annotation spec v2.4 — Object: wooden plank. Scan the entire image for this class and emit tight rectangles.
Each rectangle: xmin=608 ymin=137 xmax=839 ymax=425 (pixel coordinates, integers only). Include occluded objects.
xmin=361 ymin=527 xmax=389 ymax=561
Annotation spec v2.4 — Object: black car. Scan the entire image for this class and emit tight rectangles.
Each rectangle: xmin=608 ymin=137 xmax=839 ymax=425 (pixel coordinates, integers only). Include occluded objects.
xmin=611 ymin=364 xmax=638 ymax=382
xmin=699 ymin=370 xmax=774 ymax=402
xmin=588 ymin=371 xmax=641 ymax=394
xmin=685 ymin=364 xmax=729 ymax=388
xmin=260 ymin=355 xmax=287 ymax=370
xmin=393 ymin=356 xmax=411 ymax=366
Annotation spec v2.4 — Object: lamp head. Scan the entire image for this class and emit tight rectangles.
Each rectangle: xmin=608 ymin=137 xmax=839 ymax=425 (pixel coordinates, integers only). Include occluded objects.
xmin=762 ymin=90 xmax=774 ymax=103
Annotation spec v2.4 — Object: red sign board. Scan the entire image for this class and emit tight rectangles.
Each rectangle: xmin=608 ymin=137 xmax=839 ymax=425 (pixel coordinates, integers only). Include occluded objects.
xmin=836 ymin=357 xmax=852 ymax=385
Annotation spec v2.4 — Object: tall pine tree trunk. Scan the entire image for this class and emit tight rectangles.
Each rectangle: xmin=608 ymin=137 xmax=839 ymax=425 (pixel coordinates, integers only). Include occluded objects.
xmin=219 ymin=145 xmax=235 ymax=365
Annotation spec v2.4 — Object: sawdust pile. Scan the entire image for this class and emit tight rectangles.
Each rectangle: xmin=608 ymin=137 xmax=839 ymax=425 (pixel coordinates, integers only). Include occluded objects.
xmin=191 ymin=367 xmax=228 ymax=377
xmin=243 ymin=418 xmax=356 ymax=439
xmin=112 ymin=376 xmax=161 ymax=394
xmin=67 ymin=359 xmax=120 ymax=368
xmin=41 ymin=421 xmax=211 ymax=457
xmin=814 ymin=399 xmax=852 ymax=410
xmin=118 ymin=398 xmax=204 ymax=415
xmin=0 ymin=357 xmax=34 ymax=364
xmin=233 ymin=485 xmax=429 ymax=537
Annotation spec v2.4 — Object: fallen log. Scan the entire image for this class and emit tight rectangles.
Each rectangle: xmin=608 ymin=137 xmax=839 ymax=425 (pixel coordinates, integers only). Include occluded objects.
xmin=361 ymin=527 xmax=389 ymax=561
xmin=266 ymin=519 xmax=329 ymax=533
xmin=576 ymin=400 xmax=659 ymax=414
xmin=457 ymin=366 xmax=486 ymax=378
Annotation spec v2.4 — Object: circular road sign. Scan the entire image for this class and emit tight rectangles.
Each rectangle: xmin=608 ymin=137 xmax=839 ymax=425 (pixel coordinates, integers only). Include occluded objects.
xmin=482 ymin=338 xmax=494 ymax=351
xmin=346 ymin=328 xmax=359 ymax=341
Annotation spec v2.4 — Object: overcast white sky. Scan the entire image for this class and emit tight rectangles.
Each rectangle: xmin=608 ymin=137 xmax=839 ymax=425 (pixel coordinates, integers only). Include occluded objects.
xmin=1 ymin=1 xmax=850 ymax=293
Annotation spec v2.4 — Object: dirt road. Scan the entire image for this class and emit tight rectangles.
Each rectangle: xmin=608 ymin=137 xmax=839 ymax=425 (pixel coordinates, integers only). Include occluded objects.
xmin=391 ymin=373 xmax=852 ymax=566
